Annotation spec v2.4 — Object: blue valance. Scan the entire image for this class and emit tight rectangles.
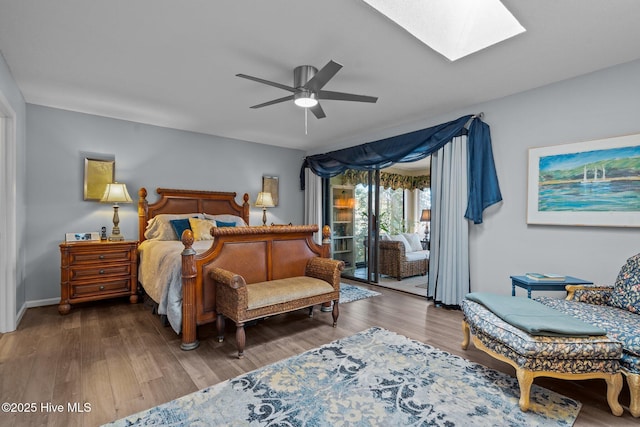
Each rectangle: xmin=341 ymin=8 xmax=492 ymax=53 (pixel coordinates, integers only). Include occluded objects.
xmin=300 ymin=114 xmax=502 ymax=224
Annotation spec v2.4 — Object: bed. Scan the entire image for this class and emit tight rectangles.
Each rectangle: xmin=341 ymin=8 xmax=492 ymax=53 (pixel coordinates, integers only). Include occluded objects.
xmin=137 ymin=187 xmax=250 ymax=339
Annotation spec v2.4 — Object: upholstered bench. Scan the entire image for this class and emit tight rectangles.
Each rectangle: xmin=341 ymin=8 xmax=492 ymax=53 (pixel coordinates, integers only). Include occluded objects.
xmin=461 ymin=297 xmax=624 ymax=416
xmin=211 ymin=256 xmax=343 ymax=358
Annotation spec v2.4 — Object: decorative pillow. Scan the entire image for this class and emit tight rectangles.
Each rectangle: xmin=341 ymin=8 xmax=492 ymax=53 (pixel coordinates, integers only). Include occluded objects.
xmin=403 ymin=233 xmax=423 ymax=252
xmin=216 ymin=220 xmax=236 ymax=228
xmin=170 ymin=218 xmax=192 ymax=240
xmin=203 ymin=214 xmax=248 ymax=227
xmin=609 ymin=253 xmax=640 ymax=313
xmin=389 ymin=234 xmax=412 ymax=253
xmin=144 ymin=213 xmax=203 ymax=240
xmin=188 ymin=218 xmax=215 ymax=241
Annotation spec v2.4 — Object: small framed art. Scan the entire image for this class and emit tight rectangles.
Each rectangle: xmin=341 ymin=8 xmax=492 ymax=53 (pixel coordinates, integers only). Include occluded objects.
xmin=65 ymin=232 xmax=101 ymax=242
xmin=84 ymin=155 xmax=115 ymax=201
xmin=262 ymin=175 xmax=279 ymax=206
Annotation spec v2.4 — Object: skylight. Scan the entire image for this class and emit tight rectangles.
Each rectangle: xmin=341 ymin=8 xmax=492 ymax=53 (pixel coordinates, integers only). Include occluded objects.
xmin=361 ymin=0 xmax=525 ymax=61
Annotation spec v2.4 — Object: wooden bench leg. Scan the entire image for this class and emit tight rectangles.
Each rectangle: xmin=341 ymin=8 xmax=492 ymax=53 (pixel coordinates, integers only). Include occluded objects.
xmin=461 ymin=320 xmax=470 ymax=350
xmin=606 ymin=373 xmax=624 ymax=416
xmin=516 ymin=368 xmax=534 ymax=412
xmin=332 ymin=300 xmax=339 ymax=327
xmin=216 ymin=314 xmax=225 ymax=343
xmin=235 ymin=322 xmax=246 ymax=359
xmin=625 ymin=371 xmax=640 ymax=417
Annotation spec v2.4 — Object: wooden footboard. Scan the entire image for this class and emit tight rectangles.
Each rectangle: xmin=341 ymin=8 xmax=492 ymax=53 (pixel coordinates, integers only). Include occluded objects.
xmin=179 ymin=224 xmax=332 ymax=350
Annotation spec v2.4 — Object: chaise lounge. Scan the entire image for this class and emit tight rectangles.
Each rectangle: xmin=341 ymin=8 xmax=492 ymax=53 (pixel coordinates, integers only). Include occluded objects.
xmin=536 ymin=252 xmax=640 ymax=417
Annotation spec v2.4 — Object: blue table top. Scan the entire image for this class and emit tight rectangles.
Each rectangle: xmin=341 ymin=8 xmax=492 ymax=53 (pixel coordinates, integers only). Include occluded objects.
xmin=510 ymin=275 xmax=593 ymax=285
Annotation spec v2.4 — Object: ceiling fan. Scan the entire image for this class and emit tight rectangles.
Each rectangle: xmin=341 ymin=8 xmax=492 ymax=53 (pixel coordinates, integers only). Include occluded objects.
xmin=236 ymin=60 xmax=378 ymax=119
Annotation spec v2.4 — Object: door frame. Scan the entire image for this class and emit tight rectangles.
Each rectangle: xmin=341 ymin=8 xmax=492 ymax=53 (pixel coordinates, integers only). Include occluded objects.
xmin=0 ymin=90 xmax=17 ymax=333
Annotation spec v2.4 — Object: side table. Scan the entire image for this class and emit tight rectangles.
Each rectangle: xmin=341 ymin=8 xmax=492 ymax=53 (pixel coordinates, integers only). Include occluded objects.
xmin=510 ymin=275 xmax=593 ymax=299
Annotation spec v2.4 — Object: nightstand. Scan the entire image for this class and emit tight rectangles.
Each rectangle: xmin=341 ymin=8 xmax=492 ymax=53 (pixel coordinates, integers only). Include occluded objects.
xmin=59 ymin=240 xmax=138 ymax=314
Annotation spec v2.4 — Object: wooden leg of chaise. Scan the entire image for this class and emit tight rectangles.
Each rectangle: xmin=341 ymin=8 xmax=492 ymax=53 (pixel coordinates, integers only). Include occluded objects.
xmin=625 ymin=372 xmax=640 ymax=417
xmin=461 ymin=320 xmax=470 ymax=350
xmin=235 ymin=322 xmax=246 ymax=359
xmin=516 ymin=368 xmax=533 ymax=412
xmin=216 ymin=314 xmax=225 ymax=343
xmin=605 ymin=373 xmax=624 ymax=416
xmin=332 ymin=300 xmax=339 ymax=327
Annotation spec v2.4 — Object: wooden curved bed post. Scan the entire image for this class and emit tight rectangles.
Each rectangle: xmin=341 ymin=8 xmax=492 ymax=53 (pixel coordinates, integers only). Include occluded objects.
xmin=138 ymin=187 xmax=149 ymax=243
xmin=180 ymin=229 xmax=199 ymax=350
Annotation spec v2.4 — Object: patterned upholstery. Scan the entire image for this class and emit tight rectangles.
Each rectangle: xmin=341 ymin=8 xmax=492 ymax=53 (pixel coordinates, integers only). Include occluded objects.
xmin=536 ymin=296 xmax=640 ymax=374
xmin=610 ymin=253 xmax=640 ymax=314
xmin=462 ymin=299 xmax=621 ymax=374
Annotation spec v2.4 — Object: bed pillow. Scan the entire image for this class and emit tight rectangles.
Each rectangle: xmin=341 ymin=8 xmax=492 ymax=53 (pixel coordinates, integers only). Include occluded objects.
xmin=203 ymin=214 xmax=248 ymax=227
xmin=389 ymin=234 xmax=412 ymax=253
xmin=188 ymin=218 xmax=215 ymax=241
xmin=144 ymin=213 xmax=204 ymax=240
xmin=403 ymin=233 xmax=424 ymax=252
xmin=170 ymin=218 xmax=192 ymax=240
xmin=609 ymin=253 xmax=640 ymax=313
xmin=216 ymin=220 xmax=236 ymax=228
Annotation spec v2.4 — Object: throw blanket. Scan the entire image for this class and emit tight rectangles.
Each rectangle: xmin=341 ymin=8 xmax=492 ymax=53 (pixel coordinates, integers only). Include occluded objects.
xmin=465 ymin=292 xmax=606 ymax=337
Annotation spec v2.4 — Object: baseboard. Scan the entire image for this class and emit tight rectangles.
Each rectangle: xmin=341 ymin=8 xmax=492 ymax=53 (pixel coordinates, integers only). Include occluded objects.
xmin=15 ymin=301 xmax=27 ymax=328
xmin=25 ymin=297 xmax=59 ymax=309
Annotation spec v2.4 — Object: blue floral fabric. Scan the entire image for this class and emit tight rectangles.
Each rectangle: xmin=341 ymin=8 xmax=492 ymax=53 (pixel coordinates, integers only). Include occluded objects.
xmin=462 ymin=299 xmax=621 ymax=375
xmin=537 ymin=296 xmax=640 ymax=375
xmin=610 ymin=253 xmax=640 ymax=314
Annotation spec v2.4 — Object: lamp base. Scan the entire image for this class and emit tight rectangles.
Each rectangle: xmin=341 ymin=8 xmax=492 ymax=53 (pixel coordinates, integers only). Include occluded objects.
xmin=108 ymin=234 xmax=125 ymax=242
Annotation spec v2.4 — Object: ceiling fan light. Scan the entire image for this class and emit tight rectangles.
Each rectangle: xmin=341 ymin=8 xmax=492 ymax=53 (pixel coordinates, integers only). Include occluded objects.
xmin=294 ymin=91 xmax=318 ymax=108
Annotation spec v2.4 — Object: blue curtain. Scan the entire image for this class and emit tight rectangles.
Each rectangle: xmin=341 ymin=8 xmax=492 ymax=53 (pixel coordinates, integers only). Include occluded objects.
xmin=300 ymin=114 xmax=501 ymax=224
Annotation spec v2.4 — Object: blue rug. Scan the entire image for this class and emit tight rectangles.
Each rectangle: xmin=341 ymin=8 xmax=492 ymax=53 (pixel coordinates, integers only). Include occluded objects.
xmin=105 ymin=327 xmax=580 ymax=426
xmin=339 ymin=283 xmax=381 ymax=304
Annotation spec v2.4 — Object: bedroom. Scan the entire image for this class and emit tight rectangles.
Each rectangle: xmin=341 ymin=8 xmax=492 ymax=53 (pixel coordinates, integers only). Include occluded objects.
xmin=1 ymin=1 xmax=640 ymax=425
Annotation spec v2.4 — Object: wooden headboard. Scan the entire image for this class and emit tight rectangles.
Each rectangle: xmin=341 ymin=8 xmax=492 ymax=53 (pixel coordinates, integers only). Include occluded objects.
xmin=137 ymin=187 xmax=250 ymax=242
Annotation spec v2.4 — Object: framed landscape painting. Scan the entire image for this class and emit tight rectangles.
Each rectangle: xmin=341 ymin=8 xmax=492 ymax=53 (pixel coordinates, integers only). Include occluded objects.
xmin=527 ymin=133 xmax=640 ymax=227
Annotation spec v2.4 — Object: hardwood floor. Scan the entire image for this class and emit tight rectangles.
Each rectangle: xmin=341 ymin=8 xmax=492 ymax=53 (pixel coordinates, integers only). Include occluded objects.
xmin=0 ymin=282 xmax=637 ymax=426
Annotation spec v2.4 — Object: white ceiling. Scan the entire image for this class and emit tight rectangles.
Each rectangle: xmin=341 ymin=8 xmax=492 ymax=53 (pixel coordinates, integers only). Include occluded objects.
xmin=1 ymin=1 xmax=640 ymax=153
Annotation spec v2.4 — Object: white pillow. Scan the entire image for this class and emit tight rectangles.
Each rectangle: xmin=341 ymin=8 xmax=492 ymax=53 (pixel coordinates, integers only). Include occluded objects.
xmin=403 ymin=233 xmax=423 ymax=252
xmin=389 ymin=234 xmax=412 ymax=253
xmin=203 ymin=214 xmax=248 ymax=227
xmin=188 ymin=218 xmax=215 ymax=241
xmin=144 ymin=213 xmax=203 ymax=240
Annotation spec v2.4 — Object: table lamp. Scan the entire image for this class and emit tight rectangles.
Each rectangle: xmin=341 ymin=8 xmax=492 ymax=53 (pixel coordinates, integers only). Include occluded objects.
xmin=255 ymin=192 xmax=275 ymax=226
xmin=100 ymin=182 xmax=133 ymax=241
xmin=420 ymin=209 xmax=431 ymax=241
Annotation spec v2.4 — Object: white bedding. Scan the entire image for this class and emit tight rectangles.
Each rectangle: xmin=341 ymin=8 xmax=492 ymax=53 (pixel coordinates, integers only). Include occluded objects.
xmin=138 ymin=239 xmax=212 ymax=334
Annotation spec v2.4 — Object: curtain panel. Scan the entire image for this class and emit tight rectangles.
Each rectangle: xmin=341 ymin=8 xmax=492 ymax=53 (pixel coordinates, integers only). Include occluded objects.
xmin=341 ymin=169 xmax=430 ymax=191
xmin=300 ymin=114 xmax=501 ymax=224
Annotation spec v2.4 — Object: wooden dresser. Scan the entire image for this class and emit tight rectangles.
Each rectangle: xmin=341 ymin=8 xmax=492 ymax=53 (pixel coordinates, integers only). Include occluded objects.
xmin=59 ymin=240 xmax=138 ymax=314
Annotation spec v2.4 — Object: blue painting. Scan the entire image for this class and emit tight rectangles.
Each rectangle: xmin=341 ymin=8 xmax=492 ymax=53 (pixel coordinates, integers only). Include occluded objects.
xmin=538 ymin=146 xmax=640 ymax=212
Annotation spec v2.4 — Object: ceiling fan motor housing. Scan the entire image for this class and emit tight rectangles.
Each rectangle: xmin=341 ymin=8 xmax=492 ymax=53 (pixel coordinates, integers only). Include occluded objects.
xmin=294 ymin=65 xmax=318 ymax=88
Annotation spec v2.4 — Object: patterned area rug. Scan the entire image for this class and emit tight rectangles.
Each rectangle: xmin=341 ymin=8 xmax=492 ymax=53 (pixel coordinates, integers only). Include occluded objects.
xmin=105 ymin=328 xmax=580 ymax=426
xmin=339 ymin=283 xmax=381 ymax=303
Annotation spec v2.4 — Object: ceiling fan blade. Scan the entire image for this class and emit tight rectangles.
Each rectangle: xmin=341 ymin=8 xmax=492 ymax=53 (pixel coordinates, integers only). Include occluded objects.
xmin=317 ymin=90 xmax=378 ymax=103
xmin=236 ymin=73 xmax=296 ymax=93
xmin=250 ymin=95 xmax=295 ymax=109
xmin=309 ymin=102 xmax=326 ymax=119
xmin=304 ymin=60 xmax=343 ymax=92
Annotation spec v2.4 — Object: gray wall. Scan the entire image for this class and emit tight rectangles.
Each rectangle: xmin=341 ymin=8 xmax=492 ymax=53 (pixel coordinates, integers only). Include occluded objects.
xmin=25 ymin=105 xmax=305 ymax=302
xmin=467 ymin=59 xmax=640 ymax=294
xmin=0 ymin=52 xmax=27 ymax=315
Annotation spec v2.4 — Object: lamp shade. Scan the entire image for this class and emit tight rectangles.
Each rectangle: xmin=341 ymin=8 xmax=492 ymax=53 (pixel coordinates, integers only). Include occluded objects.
xmin=420 ymin=209 xmax=431 ymax=222
xmin=255 ymin=192 xmax=275 ymax=208
xmin=100 ymin=182 xmax=133 ymax=204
